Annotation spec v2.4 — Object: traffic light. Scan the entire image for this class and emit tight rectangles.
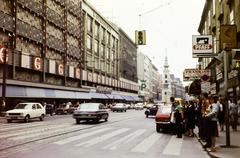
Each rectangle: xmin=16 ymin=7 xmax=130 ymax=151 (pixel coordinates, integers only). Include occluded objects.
xmin=135 ymin=30 xmax=146 ymax=45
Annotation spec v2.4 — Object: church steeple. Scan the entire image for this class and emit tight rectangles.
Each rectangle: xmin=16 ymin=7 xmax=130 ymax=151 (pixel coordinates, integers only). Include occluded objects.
xmin=164 ymin=56 xmax=169 ymax=68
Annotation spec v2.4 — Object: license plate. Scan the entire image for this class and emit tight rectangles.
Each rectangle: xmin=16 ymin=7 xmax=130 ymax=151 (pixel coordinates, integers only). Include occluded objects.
xmin=11 ymin=117 xmax=18 ymax=119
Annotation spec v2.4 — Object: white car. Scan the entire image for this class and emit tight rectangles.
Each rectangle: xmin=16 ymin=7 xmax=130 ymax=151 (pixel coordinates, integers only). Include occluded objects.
xmin=5 ymin=103 xmax=46 ymax=123
xmin=135 ymin=103 xmax=144 ymax=110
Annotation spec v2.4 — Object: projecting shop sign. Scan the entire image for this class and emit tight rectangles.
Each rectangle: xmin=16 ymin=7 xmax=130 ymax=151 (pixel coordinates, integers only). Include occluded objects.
xmin=183 ymin=69 xmax=211 ymax=81
xmin=192 ymin=35 xmax=213 ymax=58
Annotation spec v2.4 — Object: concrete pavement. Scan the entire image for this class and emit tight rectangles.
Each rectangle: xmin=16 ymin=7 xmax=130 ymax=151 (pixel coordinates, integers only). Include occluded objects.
xmin=197 ymin=126 xmax=240 ymax=158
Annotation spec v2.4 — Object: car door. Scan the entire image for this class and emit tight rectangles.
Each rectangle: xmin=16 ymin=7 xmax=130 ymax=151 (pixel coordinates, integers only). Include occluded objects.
xmin=99 ymin=104 xmax=107 ymax=119
xmin=36 ymin=104 xmax=43 ymax=117
xmin=31 ymin=104 xmax=37 ymax=118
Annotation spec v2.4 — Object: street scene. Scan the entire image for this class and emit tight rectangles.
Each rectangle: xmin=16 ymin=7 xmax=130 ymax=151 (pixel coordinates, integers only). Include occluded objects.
xmin=0 ymin=0 xmax=240 ymax=158
xmin=0 ymin=110 xmax=208 ymax=158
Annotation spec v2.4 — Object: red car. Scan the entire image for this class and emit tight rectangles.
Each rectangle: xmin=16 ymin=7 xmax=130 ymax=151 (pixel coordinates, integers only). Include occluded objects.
xmin=155 ymin=105 xmax=172 ymax=132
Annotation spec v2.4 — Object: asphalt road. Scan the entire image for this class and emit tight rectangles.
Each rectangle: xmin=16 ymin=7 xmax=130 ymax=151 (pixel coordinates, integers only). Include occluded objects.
xmin=0 ymin=110 xmax=209 ymax=158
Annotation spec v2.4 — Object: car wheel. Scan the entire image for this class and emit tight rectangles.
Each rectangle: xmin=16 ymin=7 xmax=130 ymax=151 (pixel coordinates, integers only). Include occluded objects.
xmin=7 ymin=119 xmax=12 ymax=123
xmin=95 ymin=118 xmax=100 ymax=123
xmin=40 ymin=114 xmax=44 ymax=121
xmin=146 ymin=114 xmax=149 ymax=118
xmin=24 ymin=115 xmax=30 ymax=123
xmin=156 ymin=124 xmax=161 ymax=132
xmin=76 ymin=119 xmax=81 ymax=124
xmin=105 ymin=117 xmax=108 ymax=122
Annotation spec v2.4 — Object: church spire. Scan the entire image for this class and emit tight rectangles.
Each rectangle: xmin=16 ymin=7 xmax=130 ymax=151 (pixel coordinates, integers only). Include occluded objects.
xmin=164 ymin=55 xmax=169 ymax=68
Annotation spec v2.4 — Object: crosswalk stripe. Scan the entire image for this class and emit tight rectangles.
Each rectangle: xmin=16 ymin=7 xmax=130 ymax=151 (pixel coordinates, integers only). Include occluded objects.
xmin=10 ymin=125 xmax=80 ymax=140
xmin=0 ymin=124 xmax=70 ymax=139
xmin=131 ymin=133 xmax=163 ymax=153
xmin=103 ymin=129 xmax=146 ymax=150
xmin=162 ymin=135 xmax=183 ymax=156
xmin=53 ymin=127 xmax=113 ymax=145
xmin=75 ymin=128 xmax=130 ymax=147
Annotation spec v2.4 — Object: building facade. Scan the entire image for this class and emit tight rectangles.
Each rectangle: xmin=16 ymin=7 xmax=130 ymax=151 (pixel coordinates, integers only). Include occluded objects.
xmin=0 ymin=0 xmax=139 ymax=110
xmin=198 ymin=0 xmax=240 ymax=104
xmin=137 ymin=51 xmax=152 ymax=101
xmin=152 ymin=65 xmax=160 ymax=101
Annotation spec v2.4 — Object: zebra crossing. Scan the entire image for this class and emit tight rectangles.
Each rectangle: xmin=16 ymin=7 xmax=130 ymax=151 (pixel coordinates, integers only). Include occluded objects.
xmin=52 ymin=127 xmax=184 ymax=156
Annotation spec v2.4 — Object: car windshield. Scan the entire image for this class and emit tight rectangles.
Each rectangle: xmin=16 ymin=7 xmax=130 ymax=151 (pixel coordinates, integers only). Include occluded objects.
xmin=15 ymin=104 xmax=28 ymax=109
xmin=115 ymin=104 xmax=124 ymax=107
xmin=160 ymin=107 xmax=171 ymax=114
xmin=79 ymin=103 xmax=99 ymax=111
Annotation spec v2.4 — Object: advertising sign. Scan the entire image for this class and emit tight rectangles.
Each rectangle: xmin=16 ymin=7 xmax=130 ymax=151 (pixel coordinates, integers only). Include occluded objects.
xmin=192 ymin=35 xmax=213 ymax=58
xmin=33 ymin=57 xmax=42 ymax=71
xmin=0 ymin=45 xmax=9 ymax=64
xmin=220 ymin=25 xmax=237 ymax=50
xmin=183 ymin=69 xmax=211 ymax=81
xmin=58 ymin=63 xmax=64 ymax=75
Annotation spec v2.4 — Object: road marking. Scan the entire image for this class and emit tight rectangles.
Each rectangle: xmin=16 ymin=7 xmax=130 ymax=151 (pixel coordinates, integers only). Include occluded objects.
xmin=0 ymin=124 xmax=70 ymax=139
xmin=103 ymin=129 xmax=146 ymax=150
xmin=0 ymin=123 xmax=46 ymax=132
xmin=162 ymin=135 xmax=183 ymax=156
xmin=75 ymin=128 xmax=130 ymax=147
xmin=53 ymin=127 xmax=113 ymax=145
xmin=131 ymin=133 xmax=163 ymax=153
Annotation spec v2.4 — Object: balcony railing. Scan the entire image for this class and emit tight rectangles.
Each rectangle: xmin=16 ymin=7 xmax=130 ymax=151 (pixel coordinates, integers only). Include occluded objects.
xmin=18 ymin=0 xmax=44 ymax=16
xmin=0 ymin=11 xmax=14 ymax=32
xmin=16 ymin=20 xmax=43 ymax=43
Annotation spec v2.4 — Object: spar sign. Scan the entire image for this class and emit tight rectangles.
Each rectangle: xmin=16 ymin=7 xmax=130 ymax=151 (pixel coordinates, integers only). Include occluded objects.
xmin=192 ymin=35 xmax=213 ymax=58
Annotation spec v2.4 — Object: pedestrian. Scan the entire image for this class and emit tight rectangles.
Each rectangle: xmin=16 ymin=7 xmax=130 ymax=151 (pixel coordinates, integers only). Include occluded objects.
xmin=229 ymin=100 xmax=238 ymax=131
xmin=204 ymin=95 xmax=219 ymax=152
xmin=170 ymin=97 xmax=176 ymax=135
xmin=202 ymin=93 xmax=211 ymax=148
xmin=186 ymin=100 xmax=195 ymax=137
xmin=217 ymin=98 xmax=225 ymax=131
xmin=174 ymin=101 xmax=184 ymax=138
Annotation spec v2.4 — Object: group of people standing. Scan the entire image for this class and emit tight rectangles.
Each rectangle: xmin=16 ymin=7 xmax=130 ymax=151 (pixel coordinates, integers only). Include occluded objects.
xmin=170 ymin=94 xmax=239 ymax=153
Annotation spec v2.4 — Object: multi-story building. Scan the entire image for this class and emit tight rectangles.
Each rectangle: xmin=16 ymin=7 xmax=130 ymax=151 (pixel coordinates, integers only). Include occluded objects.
xmin=0 ymin=0 xmax=84 ymax=109
xmin=0 ymin=0 xmax=139 ymax=110
xmin=137 ymin=51 xmax=152 ymax=101
xmin=152 ymin=65 xmax=160 ymax=101
xmin=198 ymin=0 xmax=240 ymax=103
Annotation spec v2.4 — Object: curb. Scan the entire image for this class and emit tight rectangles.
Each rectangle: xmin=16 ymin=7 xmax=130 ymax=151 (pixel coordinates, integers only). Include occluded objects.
xmin=195 ymin=134 xmax=220 ymax=158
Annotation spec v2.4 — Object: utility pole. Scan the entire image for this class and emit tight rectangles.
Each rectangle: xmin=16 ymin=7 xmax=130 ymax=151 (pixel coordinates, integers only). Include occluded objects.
xmin=223 ymin=48 xmax=230 ymax=147
xmin=1 ymin=44 xmax=7 ymax=113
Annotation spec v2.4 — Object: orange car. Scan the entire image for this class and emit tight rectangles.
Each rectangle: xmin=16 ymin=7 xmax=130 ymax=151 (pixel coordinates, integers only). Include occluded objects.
xmin=155 ymin=105 xmax=172 ymax=132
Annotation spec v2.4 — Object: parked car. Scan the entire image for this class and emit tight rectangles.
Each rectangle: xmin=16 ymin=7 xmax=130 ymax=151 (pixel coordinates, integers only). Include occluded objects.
xmin=135 ymin=103 xmax=144 ymax=110
xmin=111 ymin=103 xmax=127 ymax=112
xmin=144 ymin=104 xmax=159 ymax=118
xmin=45 ymin=104 xmax=54 ymax=116
xmin=73 ymin=103 xmax=109 ymax=124
xmin=155 ymin=105 xmax=172 ymax=132
xmin=55 ymin=102 xmax=72 ymax=115
xmin=68 ymin=104 xmax=79 ymax=114
xmin=5 ymin=103 xmax=45 ymax=123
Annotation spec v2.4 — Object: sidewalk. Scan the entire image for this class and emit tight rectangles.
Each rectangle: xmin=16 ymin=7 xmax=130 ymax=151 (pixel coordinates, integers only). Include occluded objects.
xmin=197 ymin=126 xmax=240 ymax=158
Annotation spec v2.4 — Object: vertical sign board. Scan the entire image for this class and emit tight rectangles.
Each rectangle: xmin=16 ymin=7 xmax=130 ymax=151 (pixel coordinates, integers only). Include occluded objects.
xmin=192 ymin=35 xmax=213 ymax=58
xmin=220 ymin=25 xmax=237 ymax=50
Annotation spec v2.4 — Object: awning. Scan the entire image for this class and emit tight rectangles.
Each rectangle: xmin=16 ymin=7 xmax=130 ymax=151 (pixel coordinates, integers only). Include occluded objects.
xmin=131 ymin=96 xmax=140 ymax=101
xmin=122 ymin=95 xmax=135 ymax=101
xmin=90 ymin=93 xmax=108 ymax=99
xmin=55 ymin=90 xmax=76 ymax=99
xmin=26 ymin=87 xmax=45 ymax=98
xmin=76 ymin=92 xmax=91 ymax=99
xmin=106 ymin=94 xmax=124 ymax=100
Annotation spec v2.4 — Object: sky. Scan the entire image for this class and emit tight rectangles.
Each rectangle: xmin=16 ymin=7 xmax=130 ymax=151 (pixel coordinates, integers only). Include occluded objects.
xmin=87 ymin=0 xmax=205 ymax=80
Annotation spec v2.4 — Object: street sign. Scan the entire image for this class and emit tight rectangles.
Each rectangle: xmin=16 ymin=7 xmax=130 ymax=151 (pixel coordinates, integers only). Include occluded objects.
xmin=220 ymin=25 xmax=237 ymax=50
xmin=192 ymin=35 xmax=213 ymax=58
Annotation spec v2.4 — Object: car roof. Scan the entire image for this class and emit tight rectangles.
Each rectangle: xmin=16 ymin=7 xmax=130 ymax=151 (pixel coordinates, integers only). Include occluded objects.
xmin=18 ymin=102 xmax=41 ymax=104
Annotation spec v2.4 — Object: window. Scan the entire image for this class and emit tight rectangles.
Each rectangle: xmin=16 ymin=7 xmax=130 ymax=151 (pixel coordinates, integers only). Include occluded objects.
xmin=165 ymin=75 xmax=167 ymax=79
xmin=95 ymin=23 xmax=99 ymax=37
xmin=229 ymin=8 xmax=234 ymax=24
xmin=95 ymin=58 xmax=100 ymax=70
xmin=101 ymin=61 xmax=105 ymax=71
xmin=165 ymin=80 xmax=168 ymax=83
xmin=213 ymin=0 xmax=216 ymax=16
xmin=87 ymin=16 xmax=92 ymax=33
xmin=165 ymin=92 xmax=167 ymax=95
xmin=87 ymin=35 xmax=92 ymax=50
xmin=94 ymin=40 xmax=99 ymax=56
xmin=87 ymin=55 xmax=93 ymax=67
xmin=107 ymin=48 xmax=110 ymax=59
xmin=37 ymin=104 xmax=42 ymax=109
xmin=100 ymin=44 xmax=105 ymax=58
xmin=32 ymin=105 xmax=37 ymax=109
